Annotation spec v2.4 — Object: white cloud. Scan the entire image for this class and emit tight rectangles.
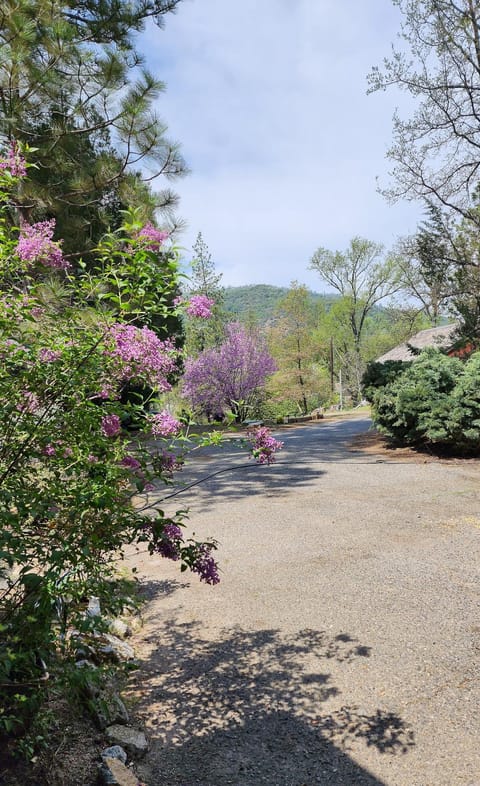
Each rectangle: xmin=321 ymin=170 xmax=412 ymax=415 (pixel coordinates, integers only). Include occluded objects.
xmin=140 ymin=0 xmax=421 ymax=289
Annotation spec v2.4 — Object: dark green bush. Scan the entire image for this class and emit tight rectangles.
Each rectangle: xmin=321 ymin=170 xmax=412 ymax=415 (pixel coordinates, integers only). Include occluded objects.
xmin=447 ymin=352 xmax=480 ymax=450
xmin=372 ymin=349 xmax=462 ymax=445
xmin=361 ymin=360 xmax=411 ymax=402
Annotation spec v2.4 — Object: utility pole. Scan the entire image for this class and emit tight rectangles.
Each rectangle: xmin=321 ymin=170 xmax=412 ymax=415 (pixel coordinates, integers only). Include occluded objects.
xmin=329 ymin=336 xmax=334 ymax=392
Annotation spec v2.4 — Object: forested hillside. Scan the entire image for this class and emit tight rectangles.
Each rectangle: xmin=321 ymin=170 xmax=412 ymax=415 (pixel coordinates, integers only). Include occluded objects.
xmin=223 ymin=284 xmax=339 ymax=323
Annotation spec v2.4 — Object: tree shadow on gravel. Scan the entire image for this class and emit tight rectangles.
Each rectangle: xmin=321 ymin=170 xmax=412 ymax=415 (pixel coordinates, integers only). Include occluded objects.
xmin=145 ymin=419 xmax=377 ymax=511
xmin=129 ymin=599 xmax=414 ymax=786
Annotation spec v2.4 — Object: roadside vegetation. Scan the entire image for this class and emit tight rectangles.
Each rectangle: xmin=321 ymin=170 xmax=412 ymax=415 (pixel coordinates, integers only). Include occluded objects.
xmin=2 ymin=0 xmax=480 ymax=779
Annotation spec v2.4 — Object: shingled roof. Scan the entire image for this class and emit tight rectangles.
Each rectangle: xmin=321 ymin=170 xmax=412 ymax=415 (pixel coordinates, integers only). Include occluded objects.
xmin=376 ymin=323 xmax=458 ymax=363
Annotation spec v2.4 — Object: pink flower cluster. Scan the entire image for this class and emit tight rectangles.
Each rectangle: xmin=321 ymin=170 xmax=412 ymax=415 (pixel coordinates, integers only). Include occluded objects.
xmin=38 ymin=347 xmax=61 ymax=363
xmin=120 ymin=455 xmax=142 ymax=471
xmin=191 ymin=544 xmax=220 ymax=585
xmin=157 ymin=449 xmax=182 ymax=475
xmin=0 ymin=141 xmax=26 ymax=178
xmin=16 ymin=219 xmax=69 ymax=270
xmin=102 ymin=414 xmax=121 ymax=437
xmin=185 ymin=294 xmax=214 ymax=319
xmin=135 ymin=223 xmax=169 ymax=251
xmin=247 ymin=426 xmax=283 ymax=465
xmin=107 ymin=324 xmax=178 ymax=391
xmin=151 ymin=522 xmax=220 ymax=584
xmin=17 ymin=390 xmax=40 ymax=414
xmin=150 ymin=410 xmax=181 ymax=438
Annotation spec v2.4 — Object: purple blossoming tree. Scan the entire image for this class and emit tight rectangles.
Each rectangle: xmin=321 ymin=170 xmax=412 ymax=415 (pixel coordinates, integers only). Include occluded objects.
xmin=182 ymin=323 xmax=276 ymax=422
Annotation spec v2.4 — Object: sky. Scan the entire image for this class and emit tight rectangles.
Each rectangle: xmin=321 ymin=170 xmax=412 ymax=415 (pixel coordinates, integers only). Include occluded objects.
xmin=141 ymin=0 xmax=421 ymax=290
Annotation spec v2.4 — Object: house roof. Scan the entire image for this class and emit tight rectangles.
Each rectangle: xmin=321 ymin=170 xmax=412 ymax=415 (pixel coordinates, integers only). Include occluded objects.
xmin=376 ymin=323 xmax=458 ymax=363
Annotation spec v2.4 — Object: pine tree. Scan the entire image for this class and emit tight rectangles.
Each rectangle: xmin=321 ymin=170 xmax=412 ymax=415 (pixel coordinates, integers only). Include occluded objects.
xmin=184 ymin=232 xmax=226 ymax=354
xmin=0 ymin=0 xmax=186 ymax=256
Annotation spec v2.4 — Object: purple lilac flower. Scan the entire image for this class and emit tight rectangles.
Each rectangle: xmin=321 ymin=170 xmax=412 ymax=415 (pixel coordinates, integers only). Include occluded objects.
xmin=101 ymin=414 xmax=121 ymax=437
xmin=150 ymin=410 xmax=181 ymax=438
xmin=96 ymin=386 xmax=114 ymax=400
xmin=87 ymin=454 xmax=99 ymax=464
xmin=107 ymin=324 xmax=178 ymax=391
xmin=43 ymin=444 xmax=56 ymax=456
xmin=17 ymin=390 xmax=40 ymax=414
xmin=0 ymin=141 xmax=27 ymax=178
xmin=157 ymin=522 xmax=183 ymax=561
xmin=185 ymin=294 xmax=214 ymax=319
xmin=63 ymin=447 xmax=74 ymax=458
xmin=38 ymin=347 xmax=61 ymax=362
xmin=135 ymin=223 xmax=169 ymax=251
xmin=120 ymin=455 xmax=142 ymax=471
xmin=157 ymin=449 xmax=182 ymax=476
xmin=16 ymin=219 xmax=69 ymax=270
xmin=192 ymin=544 xmax=220 ymax=585
xmin=247 ymin=426 xmax=283 ymax=465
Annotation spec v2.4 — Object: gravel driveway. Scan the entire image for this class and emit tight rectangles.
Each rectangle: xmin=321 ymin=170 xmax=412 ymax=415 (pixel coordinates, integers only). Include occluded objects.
xmin=129 ymin=416 xmax=480 ymax=786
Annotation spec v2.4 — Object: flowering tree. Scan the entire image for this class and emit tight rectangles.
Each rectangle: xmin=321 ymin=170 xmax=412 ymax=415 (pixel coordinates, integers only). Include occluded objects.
xmin=0 ymin=147 xmax=283 ymax=746
xmin=182 ymin=322 xmax=276 ymax=422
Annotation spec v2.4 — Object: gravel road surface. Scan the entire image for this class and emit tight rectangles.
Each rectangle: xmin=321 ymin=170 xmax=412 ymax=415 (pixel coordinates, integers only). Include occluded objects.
xmin=129 ymin=416 xmax=480 ymax=786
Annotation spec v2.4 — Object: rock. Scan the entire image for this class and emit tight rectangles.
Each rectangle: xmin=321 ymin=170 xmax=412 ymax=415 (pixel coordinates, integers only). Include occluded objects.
xmin=98 ymin=634 xmax=135 ymax=663
xmin=107 ymin=618 xmax=132 ymax=639
xmin=98 ymin=757 xmax=140 ymax=786
xmin=105 ymin=725 xmax=148 ymax=758
xmin=87 ymin=596 xmax=101 ymax=617
xmin=101 ymin=746 xmax=127 ymax=764
xmin=75 ymin=659 xmax=97 ymax=670
xmin=94 ymin=691 xmax=130 ymax=729
xmin=75 ymin=643 xmax=97 ymax=661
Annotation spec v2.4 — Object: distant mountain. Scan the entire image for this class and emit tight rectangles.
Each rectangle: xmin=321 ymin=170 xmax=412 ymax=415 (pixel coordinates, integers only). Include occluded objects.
xmin=223 ymin=284 xmax=339 ymax=324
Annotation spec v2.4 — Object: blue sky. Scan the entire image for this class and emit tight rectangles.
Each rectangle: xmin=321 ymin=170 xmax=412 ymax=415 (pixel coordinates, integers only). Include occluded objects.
xmin=142 ymin=0 xmax=421 ymax=290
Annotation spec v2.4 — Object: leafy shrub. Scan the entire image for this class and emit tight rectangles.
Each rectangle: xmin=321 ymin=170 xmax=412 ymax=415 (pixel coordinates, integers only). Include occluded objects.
xmin=447 ymin=352 xmax=480 ymax=450
xmin=372 ymin=349 xmax=461 ymax=444
xmin=361 ymin=359 xmax=411 ymax=402
xmin=0 ymin=147 xmax=283 ymax=750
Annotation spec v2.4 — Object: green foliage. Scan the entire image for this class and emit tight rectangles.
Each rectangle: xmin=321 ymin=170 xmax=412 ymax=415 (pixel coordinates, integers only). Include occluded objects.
xmin=0 ymin=162 xmax=222 ymax=751
xmin=223 ymin=284 xmax=339 ymax=325
xmin=371 ymin=350 xmax=463 ymax=446
xmin=183 ymin=232 xmax=226 ymax=354
xmin=309 ymin=237 xmax=402 ymax=402
xmin=267 ymin=282 xmax=329 ymax=414
xmin=0 ymin=0 xmax=185 ymax=257
xmin=447 ymin=353 xmax=480 ymax=449
xmin=79 ymin=208 xmax=182 ymax=337
xmin=361 ymin=360 xmax=411 ymax=403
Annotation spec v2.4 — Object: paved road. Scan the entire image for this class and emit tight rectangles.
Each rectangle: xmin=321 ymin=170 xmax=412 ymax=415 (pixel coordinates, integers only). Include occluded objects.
xmin=129 ymin=416 xmax=480 ymax=786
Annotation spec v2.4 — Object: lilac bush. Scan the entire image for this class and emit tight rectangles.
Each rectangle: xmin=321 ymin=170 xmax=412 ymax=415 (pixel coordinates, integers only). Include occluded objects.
xmin=0 ymin=148 xmax=283 ymax=744
xmin=182 ymin=322 xmax=276 ymax=421
xmin=106 ymin=323 xmax=179 ymax=391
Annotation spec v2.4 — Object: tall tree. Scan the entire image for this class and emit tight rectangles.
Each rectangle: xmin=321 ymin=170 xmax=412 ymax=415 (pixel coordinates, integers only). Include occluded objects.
xmin=396 ymin=205 xmax=454 ymax=324
xmin=368 ymin=1 xmax=480 ymax=225
xmin=309 ymin=237 xmax=401 ymax=401
xmin=184 ymin=232 xmax=225 ymax=354
xmin=267 ymin=282 xmax=327 ymax=414
xmin=0 ymin=0 xmax=186 ymax=255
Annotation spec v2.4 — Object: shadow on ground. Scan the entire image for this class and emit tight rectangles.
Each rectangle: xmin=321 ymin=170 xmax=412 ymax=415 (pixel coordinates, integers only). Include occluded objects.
xmin=144 ymin=419 xmax=376 ymax=511
xmin=130 ymin=580 xmax=414 ymax=786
